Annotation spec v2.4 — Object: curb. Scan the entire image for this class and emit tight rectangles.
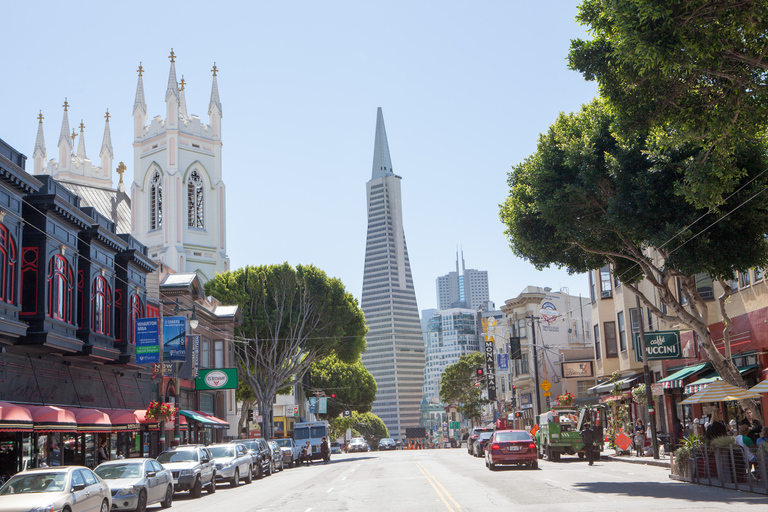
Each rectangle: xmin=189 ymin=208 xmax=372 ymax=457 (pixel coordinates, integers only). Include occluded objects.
xmin=605 ymin=455 xmax=671 ymax=469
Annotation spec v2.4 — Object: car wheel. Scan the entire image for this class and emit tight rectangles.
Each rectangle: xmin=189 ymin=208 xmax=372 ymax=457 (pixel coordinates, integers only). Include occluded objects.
xmin=258 ymin=461 xmax=264 ymax=478
xmin=279 ymin=458 xmax=284 ymax=471
xmin=530 ymin=461 xmax=538 ymax=470
xmin=100 ymin=500 xmax=109 ymax=512
xmin=161 ymin=485 xmax=173 ymax=508
xmin=488 ymin=462 xmax=496 ymax=471
xmin=231 ymin=468 xmax=240 ymax=487
xmin=245 ymin=465 xmax=253 ymax=484
xmin=266 ymin=460 xmax=272 ymax=476
xmin=191 ymin=477 xmax=202 ymax=498
xmin=135 ymin=490 xmax=147 ymax=512
xmin=206 ymin=475 xmax=216 ymax=494
xmin=552 ymin=450 xmax=560 ymax=462
xmin=545 ymin=445 xmax=552 ymax=460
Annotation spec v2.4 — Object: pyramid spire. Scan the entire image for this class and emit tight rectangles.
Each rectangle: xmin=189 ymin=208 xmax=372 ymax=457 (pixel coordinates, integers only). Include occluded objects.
xmin=208 ymin=62 xmax=222 ymax=115
xmin=76 ymin=120 xmax=87 ymax=158
xmin=58 ymin=99 xmax=71 ymax=146
xmin=371 ymin=107 xmax=393 ymax=179
xmin=133 ymin=62 xmax=147 ymax=115
xmin=33 ymin=111 xmax=47 ymax=173
xmin=179 ymin=75 xmax=188 ymax=119
xmin=165 ymin=49 xmax=180 ymax=101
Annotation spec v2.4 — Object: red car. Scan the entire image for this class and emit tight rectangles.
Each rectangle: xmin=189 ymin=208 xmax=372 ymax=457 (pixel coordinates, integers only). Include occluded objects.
xmin=485 ymin=430 xmax=538 ymax=470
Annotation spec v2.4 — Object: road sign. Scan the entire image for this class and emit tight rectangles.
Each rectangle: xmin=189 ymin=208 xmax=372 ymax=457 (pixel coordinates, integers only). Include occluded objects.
xmin=543 ymin=392 xmax=551 ymax=397
xmin=540 ymin=380 xmax=552 ymax=391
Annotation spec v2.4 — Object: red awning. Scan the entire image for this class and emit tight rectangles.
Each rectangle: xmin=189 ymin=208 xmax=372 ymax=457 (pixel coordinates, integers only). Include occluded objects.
xmin=0 ymin=402 xmax=33 ymax=432
xmin=100 ymin=409 xmax=141 ymax=432
xmin=193 ymin=411 xmax=230 ymax=428
xmin=73 ymin=408 xmax=112 ymax=433
xmin=25 ymin=405 xmax=77 ymax=432
xmin=134 ymin=410 xmax=160 ymax=431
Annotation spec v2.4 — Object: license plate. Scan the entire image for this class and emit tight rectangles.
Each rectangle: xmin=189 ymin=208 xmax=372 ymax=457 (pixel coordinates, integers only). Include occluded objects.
xmin=507 ymin=445 xmax=521 ymax=451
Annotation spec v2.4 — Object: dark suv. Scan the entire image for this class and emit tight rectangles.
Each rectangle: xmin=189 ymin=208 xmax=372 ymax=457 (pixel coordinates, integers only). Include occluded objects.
xmin=467 ymin=427 xmax=495 ymax=455
xmin=232 ymin=438 xmax=272 ymax=478
xmin=157 ymin=445 xmax=216 ymax=498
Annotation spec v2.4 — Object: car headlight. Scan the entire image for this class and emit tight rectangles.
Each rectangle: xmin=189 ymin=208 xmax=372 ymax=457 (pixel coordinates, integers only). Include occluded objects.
xmin=179 ymin=469 xmax=194 ymax=476
xmin=116 ymin=485 xmax=140 ymax=496
xmin=30 ymin=504 xmax=55 ymax=512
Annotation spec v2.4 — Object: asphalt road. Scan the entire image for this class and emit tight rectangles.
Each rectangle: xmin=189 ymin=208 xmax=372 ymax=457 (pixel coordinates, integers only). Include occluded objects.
xmin=157 ymin=449 xmax=768 ymax=512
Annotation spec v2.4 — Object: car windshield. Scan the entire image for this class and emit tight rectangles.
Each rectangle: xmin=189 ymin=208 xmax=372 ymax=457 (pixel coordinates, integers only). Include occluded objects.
xmin=350 ymin=438 xmax=365 ymax=444
xmin=272 ymin=439 xmax=291 ymax=447
xmin=239 ymin=441 xmax=258 ymax=451
xmin=0 ymin=472 xmax=67 ymax=494
xmin=495 ymin=432 xmax=532 ymax=442
xmin=381 ymin=438 xmax=394 ymax=443
xmin=94 ymin=464 xmax=142 ymax=479
xmin=157 ymin=450 xmax=198 ymax=463
xmin=479 ymin=432 xmax=494 ymax=440
xmin=207 ymin=446 xmax=234 ymax=458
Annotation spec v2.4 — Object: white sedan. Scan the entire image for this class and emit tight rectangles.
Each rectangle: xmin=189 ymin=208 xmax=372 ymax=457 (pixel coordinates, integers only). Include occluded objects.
xmin=95 ymin=458 xmax=173 ymax=511
xmin=0 ymin=466 xmax=111 ymax=512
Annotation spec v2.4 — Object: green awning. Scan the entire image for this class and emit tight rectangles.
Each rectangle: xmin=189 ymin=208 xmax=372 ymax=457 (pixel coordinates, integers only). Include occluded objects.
xmin=684 ymin=365 xmax=759 ymax=395
xmin=658 ymin=363 xmax=710 ymax=389
xmin=178 ymin=410 xmax=229 ymax=429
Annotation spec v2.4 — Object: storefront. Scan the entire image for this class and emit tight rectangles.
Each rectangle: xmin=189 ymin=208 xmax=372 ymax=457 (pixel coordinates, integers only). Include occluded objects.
xmin=178 ymin=410 xmax=230 ymax=445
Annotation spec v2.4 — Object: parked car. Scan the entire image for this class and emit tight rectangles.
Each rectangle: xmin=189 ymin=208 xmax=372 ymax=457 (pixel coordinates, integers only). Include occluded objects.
xmin=485 ymin=429 xmax=538 ymax=470
xmin=95 ymin=458 xmax=173 ymax=511
xmin=267 ymin=441 xmax=285 ymax=472
xmin=473 ymin=431 xmax=495 ymax=457
xmin=378 ymin=438 xmax=397 ymax=451
xmin=0 ymin=466 xmax=112 ymax=512
xmin=330 ymin=441 xmax=342 ymax=454
xmin=347 ymin=437 xmax=370 ymax=453
xmin=269 ymin=438 xmax=302 ymax=468
xmin=156 ymin=445 xmax=216 ymax=498
xmin=234 ymin=438 xmax=272 ymax=477
xmin=209 ymin=443 xmax=253 ymax=487
xmin=467 ymin=427 xmax=494 ymax=455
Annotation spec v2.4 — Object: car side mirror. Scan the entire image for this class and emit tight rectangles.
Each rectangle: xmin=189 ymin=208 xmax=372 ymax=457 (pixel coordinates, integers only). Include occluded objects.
xmin=202 ymin=458 xmax=210 ymax=464
xmin=146 ymin=471 xmax=156 ymax=478
xmin=72 ymin=483 xmax=86 ymax=492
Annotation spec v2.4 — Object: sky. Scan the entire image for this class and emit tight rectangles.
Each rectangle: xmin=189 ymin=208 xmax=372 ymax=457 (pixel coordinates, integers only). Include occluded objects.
xmin=1 ymin=1 xmax=597 ymax=313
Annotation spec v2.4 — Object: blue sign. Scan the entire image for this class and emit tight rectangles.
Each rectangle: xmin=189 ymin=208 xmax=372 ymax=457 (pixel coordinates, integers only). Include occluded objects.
xmin=308 ymin=397 xmax=318 ymax=414
xmin=163 ymin=316 xmax=187 ymax=361
xmin=318 ymin=397 xmax=327 ymax=414
xmin=497 ymin=353 xmax=509 ymax=371
xmin=135 ymin=318 xmax=160 ymax=364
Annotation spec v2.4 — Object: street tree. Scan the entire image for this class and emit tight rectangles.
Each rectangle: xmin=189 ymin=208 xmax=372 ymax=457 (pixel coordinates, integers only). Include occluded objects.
xmin=205 ymin=263 xmax=367 ymax=439
xmin=569 ymin=0 xmax=768 ymax=208
xmin=439 ymin=352 xmax=488 ymax=423
xmin=499 ymin=99 xmax=768 ymax=415
xmin=330 ymin=411 xmax=389 ymax=446
xmin=310 ymin=354 xmax=377 ymax=419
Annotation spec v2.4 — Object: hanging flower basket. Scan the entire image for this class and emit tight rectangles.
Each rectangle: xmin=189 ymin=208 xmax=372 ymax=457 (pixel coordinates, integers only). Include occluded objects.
xmin=556 ymin=392 xmax=575 ymax=406
xmin=146 ymin=401 xmax=177 ymax=423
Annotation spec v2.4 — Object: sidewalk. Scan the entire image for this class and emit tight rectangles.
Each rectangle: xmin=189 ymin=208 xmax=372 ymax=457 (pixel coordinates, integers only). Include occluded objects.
xmin=604 ymin=450 xmax=671 ymax=469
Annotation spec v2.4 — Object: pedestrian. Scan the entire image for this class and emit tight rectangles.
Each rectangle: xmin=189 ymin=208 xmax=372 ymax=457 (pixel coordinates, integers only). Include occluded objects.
xmin=320 ymin=437 xmax=330 ymax=464
xmin=705 ymin=409 xmax=728 ymax=440
xmin=581 ymin=422 xmax=595 ymax=466
xmin=673 ymin=418 xmax=684 ymax=449
xmin=302 ymin=441 xmax=313 ymax=466
xmin=97 ymin=438 xmax=109 ymax=465
xmin=740 ymin=409 xmax=763 ymax=444
xmin=633 ymin=419 xmax=645 ymax=457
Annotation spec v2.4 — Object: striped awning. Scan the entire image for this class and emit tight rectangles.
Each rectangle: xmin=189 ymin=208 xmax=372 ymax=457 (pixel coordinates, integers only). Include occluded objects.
xmin=679 ymin=379 xmax=760 ymax=404
xmin=517 ymin=407 xmax=534 ymax=419
xmin=748 ymin=379 xmax=768 ymax=394
xmin=684 ymin=365 xmax=759 ymax=395
xmin=658 ymin=363 xmax=709 ymax=389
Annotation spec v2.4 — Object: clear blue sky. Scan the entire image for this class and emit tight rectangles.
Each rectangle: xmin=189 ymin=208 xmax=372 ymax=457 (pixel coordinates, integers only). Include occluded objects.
xmin=2 ymin=1 xmax=597 ymax=312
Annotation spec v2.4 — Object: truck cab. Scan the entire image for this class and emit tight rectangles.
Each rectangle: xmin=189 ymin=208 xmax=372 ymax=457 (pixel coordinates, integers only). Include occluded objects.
xmin=535 ymin=405 xmax=605 ymax=461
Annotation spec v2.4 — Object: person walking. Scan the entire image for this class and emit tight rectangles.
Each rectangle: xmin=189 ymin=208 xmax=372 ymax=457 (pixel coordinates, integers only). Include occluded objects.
xmin=320 ymin=437 xmax=330 ymax=464
xmin=581 ymin=423 xmax=595 ymax=466
xmin=673 ymin=418 xmax=684 ymax=449
xmin=633 ymin=419 xmax=646 ymax=457
xmin=301 ymin=441 xmax=313 ymax=466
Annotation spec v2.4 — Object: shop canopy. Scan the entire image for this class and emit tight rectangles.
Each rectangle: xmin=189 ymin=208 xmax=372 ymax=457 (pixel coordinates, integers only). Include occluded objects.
xmin=679 ymin=380 xmax=760 ymax=404
xmin=588 ymin=373 xmax=643 ymax=395
xmin=25 ymin=405 xmax=77 ymax=432
xmin=73 ymin=409 xmax=112 ymax=433
xmin=0 ymin=402 xmax=33 ymax=432
xmin=684 ymin=365 xmax=759 ymax=395
xmin=134 ymin=410 xmax=161 ymax=431
xmin=100 ymin=409 xmax=141 ymax=432
xmin=178 ymin=410 xmax=230 ymax=429
xmin=658 ymin=363 xmax=710 ymax=389
xmin=748 ymin=379 xmax=768 ymax=394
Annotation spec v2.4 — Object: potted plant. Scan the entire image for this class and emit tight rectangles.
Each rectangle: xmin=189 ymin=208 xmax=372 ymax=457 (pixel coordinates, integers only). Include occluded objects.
xmin=146 ymin=400 xmax=177 ymax=423
xmin=672 ymin=435 xmax=704 ymax=480
xmin=556 ymin=392 xmax=575 ymax=406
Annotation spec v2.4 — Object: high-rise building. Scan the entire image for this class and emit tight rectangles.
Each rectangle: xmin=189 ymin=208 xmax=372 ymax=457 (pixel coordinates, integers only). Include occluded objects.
xmin=436 ymin=251 xmax=489 ymax=310
xmin=360 ymin=108 xmax=425 ymax=441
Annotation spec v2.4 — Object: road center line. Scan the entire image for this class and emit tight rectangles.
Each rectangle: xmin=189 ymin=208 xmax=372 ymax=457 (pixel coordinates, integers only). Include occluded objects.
xmin=414 ymin=461 xmax=458 ymax=512
xmin=327 ymin=488 xmax=334 ymax=493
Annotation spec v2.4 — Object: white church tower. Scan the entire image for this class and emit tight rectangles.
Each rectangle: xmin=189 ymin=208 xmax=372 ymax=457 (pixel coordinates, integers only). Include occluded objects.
xmin=130 ymin=50 xmax=229 ymax=282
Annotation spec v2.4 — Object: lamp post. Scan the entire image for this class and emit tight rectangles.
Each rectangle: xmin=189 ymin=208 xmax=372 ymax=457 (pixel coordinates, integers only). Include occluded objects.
xmin=172 ymin=299 xmax=199 ymax=446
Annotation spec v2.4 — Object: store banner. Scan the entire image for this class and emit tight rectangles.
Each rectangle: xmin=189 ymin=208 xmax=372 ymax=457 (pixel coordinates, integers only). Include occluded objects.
xmin=163 ymin=316 xmax=187 ymax=361
xmin=135 ymin=318 xmax=160 ymax=364
xmin=195 ymin=368 xmax=238 ymax=390
xmin=308 ymin=397 xmax=318 ymax=414
xmin=178 ymin=335 xmax=200 ymax=379
xmin=318 ymin=397 xmax=327 ymax=414
xmin=497 ymin=354 xmax=509 ymax=371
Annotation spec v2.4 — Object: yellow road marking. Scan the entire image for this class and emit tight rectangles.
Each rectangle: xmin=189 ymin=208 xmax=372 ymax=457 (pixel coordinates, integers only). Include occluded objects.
xmin=414 ymin=461 xmax=461 ymax=511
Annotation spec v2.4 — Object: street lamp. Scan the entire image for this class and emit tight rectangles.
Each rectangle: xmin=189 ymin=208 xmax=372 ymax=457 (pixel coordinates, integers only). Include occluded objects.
xmin=170 ymin=298 xmax=199 ymax=445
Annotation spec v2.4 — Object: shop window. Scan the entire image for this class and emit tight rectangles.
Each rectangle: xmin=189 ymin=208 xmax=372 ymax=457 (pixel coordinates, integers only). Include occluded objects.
xmin=48 ymin=254 xmax=74 ymax=324
xmin=91 ymin=276 xmax=112 ymax=336
xmin=0 ymin=224 xmax=17 ymax=305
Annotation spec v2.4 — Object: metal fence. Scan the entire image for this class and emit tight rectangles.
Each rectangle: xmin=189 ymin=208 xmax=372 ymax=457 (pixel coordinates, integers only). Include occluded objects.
xmin=675 ymin=446 xmax=768 ymax=494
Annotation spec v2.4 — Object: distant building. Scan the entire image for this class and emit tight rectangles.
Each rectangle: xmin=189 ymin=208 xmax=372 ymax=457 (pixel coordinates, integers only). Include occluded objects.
xmin=360 ymin=108 xmax=425 ymax=441
xmin=436 ymin=251 xmax=489 ymax=310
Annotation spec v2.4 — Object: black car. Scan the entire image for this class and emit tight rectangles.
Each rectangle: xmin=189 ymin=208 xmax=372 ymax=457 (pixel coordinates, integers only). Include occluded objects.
xmin=232 ymin=438 xmax=272 ymax=478
xmin=473 ymin=431 xmax=495 ymax=457
xmin=467 ymin=427 xmax=494 ymax=455
xmin=378 ymin=438 xmax=397 ymax=451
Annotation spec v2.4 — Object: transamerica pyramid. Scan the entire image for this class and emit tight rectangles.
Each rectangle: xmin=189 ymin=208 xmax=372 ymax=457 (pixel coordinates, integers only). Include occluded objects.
xmin=360 ymin=108 xmax=425 ymax=441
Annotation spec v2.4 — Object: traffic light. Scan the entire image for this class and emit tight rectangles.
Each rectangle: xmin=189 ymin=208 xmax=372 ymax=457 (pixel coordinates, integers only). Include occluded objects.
xmin=251 ymin=410 xmax=258 ymax=422
xmin=510 ymin=337 xmax=522 ymax=360
xmin=476 ymin=367 xmax=484 ymax=378
xmin=515 ymin=411 xmax=523 ymax=418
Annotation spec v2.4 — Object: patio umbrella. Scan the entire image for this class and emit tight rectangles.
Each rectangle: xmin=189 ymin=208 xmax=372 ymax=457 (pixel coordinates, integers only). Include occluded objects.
xmin=748 ymin=379 xmax=768 ymax=394
xmin=679 ymin=380 xmax=760 ymax=404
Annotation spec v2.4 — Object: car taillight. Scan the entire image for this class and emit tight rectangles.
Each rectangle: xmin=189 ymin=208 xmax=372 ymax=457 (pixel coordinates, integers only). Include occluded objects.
xmin=528 ymin=443 xmax=536 ymax=450
xmin=491 ymin=444 xmax=500 ymax=450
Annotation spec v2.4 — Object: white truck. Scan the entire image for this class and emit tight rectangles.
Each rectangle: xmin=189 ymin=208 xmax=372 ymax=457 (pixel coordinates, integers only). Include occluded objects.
xmin=293 ymin=421 xmax=330 ymax=461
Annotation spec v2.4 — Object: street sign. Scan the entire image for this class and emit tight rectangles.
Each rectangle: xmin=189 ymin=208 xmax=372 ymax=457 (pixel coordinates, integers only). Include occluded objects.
xmin=633 ymin=331 xmax=682 ymax=361
xmin=195 ymin=368 xmax=238 ymax=390
xmin=543 ymin=392 xmax=551 ymax=397
xmin=540 ymin=380 xmax=552 ymax=391
xmin=484 ymin=341 xmax=497 ymax=401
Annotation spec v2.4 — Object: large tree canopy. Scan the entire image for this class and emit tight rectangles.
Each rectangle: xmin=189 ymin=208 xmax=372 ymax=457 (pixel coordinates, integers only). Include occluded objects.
xmin=310 ymin=354 xmax=377 ymax=419
xmin=499 ymin=99 xmax=768 ymax=410
xmin=569 ymin=0 xmax=768 ymax=207
xmin=439 ymin=352 xmax=488 ymax=423
xmin=330 ymin=411 xmax=389 ymax=447
xmin=205 ymin=263 xmax=367 ymax=438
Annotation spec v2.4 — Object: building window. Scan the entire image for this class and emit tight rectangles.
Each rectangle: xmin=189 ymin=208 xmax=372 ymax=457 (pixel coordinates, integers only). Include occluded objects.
xmin=677 ymin=277 xmax=689 ymax=305
xmin=728 ymin=272 xmax=738 ymax=292
xmin=740 ymin=271 xmax=751 ymax=288
xmin=48 ymin=255 xmax=74 ymax=324
xmin=214 ymin=340 xmax=224 ymax=368
xmin=589 ymin=271 xmax=596 ymax=302
xmin=629 ymin=308 xmax=640 ymax=334
xmin=618 ymin=311 xmax=626 ymax=352
xmin=755 ymin=268 xmax=764 ymax=282
xmin=516 ymin=319 xmax=527 ymax=338
xmin=187 ymin=170 xmax=204 ymax=228
xmin=520 ymin=353 xmax=529 ymax=374
xmin=600 ymin=266 xmax=612 ymax=298
xmin=594 ymin=324 xmax=601 ymax=359
xmin=150 ymin=171 xmax=163 ymax=230
xmin=201 ymin=339 xmax=210 ymax=369
xmin=91 ymin=276 xmax=112 ymax=336
xmin=604 ymin=321 xmax=618 ymax=358
xmin=128 ymin=293 xmax=144 ymax=344
xmin=695 ymin=274 xmax=714 ymax=301
xmin=0 ymin=224 xmax=17 ymax=305
xmin=647 ymin=307 xmax=653 ymax=331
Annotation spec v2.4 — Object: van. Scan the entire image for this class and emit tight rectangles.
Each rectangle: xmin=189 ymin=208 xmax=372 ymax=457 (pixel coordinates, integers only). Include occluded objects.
xmin=293 ymin=421 xmax=330 ymax=460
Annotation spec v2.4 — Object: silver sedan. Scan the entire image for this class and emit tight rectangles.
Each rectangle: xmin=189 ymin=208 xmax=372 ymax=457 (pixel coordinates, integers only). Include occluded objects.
xmin=0 ymin=466 xmax=111 ymax=512
xmin=95 ymin=458 xmax=173 ymax=512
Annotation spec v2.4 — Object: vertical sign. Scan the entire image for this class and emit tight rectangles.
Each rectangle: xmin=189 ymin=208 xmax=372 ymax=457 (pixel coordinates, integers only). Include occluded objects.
xmin=497 ymin=354 xmax=509 ymax=372
xmin=179 ymin=335 xmax=200 ymax=379
xmin=308 ymin=397 xmax=318 ymax=414
xmin=163 ymin=316 xmax=187 ymax=361
xmin=318 ymin=397 xmax=327 ymax=414
xmin=484 ymin=341 xmax=497 ymax=401
xmin=135 ymin=318 xmax=160 ymax=364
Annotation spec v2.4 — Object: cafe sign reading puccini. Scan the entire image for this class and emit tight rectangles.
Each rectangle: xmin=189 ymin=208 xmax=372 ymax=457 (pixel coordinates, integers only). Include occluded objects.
xmin=643 ymin=330 xmax=682 ymax=360
xmin=195 ymin=368 xmax=238 ymax=390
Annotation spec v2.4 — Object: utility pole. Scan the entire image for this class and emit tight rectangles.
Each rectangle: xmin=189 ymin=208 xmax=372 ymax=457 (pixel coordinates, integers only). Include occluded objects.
xmin=636 ymin=295 xmax=659 ymax=459
xmin=528 ymin=315 xmax=542 ymax=422
xmin=157 ymin=305 xmax=166 ymax=455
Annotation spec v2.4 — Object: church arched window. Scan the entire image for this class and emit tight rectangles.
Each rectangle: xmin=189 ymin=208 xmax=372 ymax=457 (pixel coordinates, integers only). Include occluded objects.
xmin=91 ymin=276 xmax=112 ymax=336
xmin=0 ymin=224 xmax=17 ymax=305
xmin=48 ymin=254 xmax=74 ymax=324
xmin=187 ymin=170 xmax=204 ymax=228
xmin=150 ymin=171 xmax=163 ymax=230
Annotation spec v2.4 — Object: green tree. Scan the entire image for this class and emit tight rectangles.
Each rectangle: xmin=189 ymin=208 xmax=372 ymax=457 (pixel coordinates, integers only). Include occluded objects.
xmin=499 ymin=99 xmax=768 ymax=414
xmin=329 ymin=411 xmax=388 ymax=448
xmin=205 ymin=263 xmax=367 ymax=439
xmin=569 ymin=0 xmax=768 ymax=207
xmin=310 ymin=354 xmax=377 ymax=419
xmin=439 ymin=352 xmax=487 ymax=423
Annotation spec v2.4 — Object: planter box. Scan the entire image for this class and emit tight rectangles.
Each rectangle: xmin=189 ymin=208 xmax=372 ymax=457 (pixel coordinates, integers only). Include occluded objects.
xmin=714 ymin=447 xmax=749 ymax=485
